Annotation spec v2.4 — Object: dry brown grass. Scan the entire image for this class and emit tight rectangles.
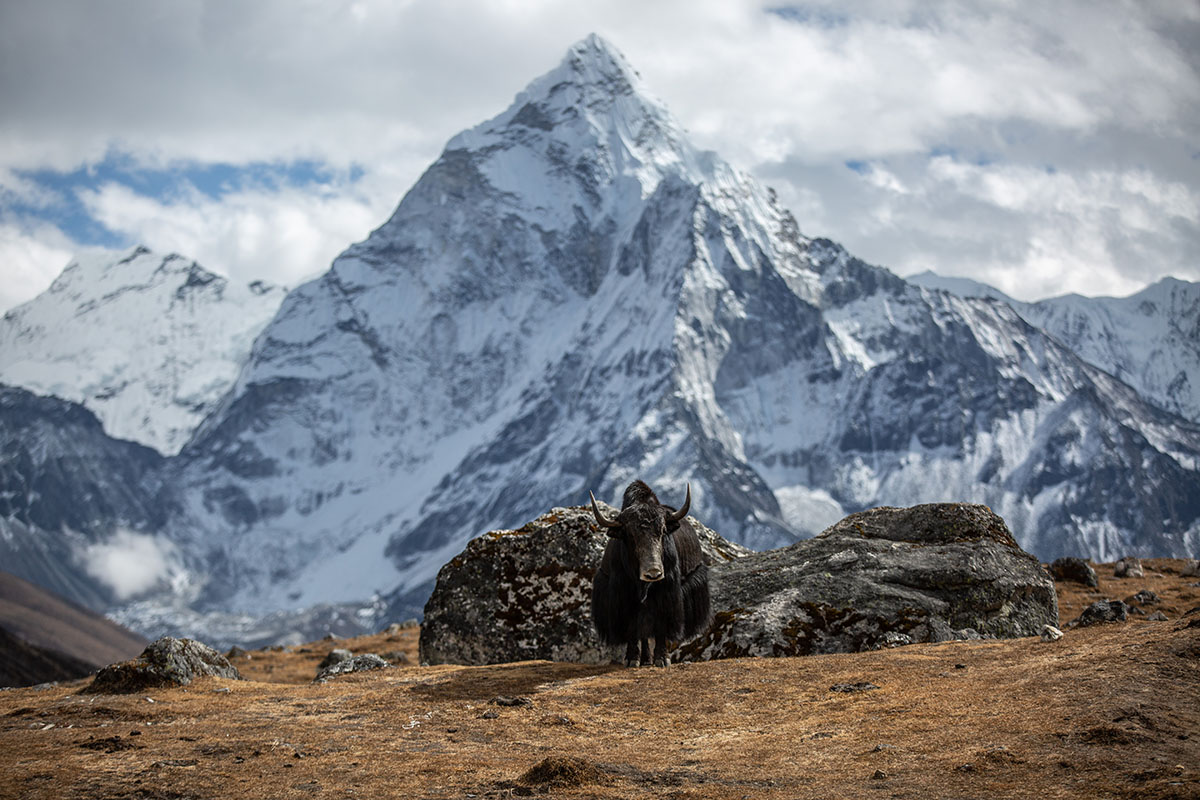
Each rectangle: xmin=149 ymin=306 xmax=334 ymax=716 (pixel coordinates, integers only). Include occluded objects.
xmin=1 ymin=561 xmax=1197 ymax=800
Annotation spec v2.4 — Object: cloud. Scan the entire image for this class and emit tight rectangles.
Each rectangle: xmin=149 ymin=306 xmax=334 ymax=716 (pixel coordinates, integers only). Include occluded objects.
xmin=81 ymin=529 xmax=179 ymax=601
xmin=76 ymin=175 xmax=390 ymax=291
xmin=0 ymin=0 xmax=1197 ymax=304
xmin=0 ymin=222 xmax=77 ymax=312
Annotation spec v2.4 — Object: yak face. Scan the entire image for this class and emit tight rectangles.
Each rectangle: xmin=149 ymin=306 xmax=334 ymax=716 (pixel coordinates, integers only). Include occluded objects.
xmin=590 ymin=480 xmax=691 ymax=584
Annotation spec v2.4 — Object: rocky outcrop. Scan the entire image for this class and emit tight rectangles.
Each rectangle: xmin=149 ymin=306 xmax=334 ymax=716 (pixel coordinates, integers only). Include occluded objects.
xmin=419 ymin=505 xmax=749 ymax=665
xmin=421 ymin=502 xmax=1057 ymax=665
xmin=678 ymin=503 xmax=1057 ymax=660
xmin=83 ymin=637 xmax=241 ymax=693
xmin=313 ymin=654 xmax=390 ymax=682
xmin=1049 ymin=557 xmax=1099 ymax=587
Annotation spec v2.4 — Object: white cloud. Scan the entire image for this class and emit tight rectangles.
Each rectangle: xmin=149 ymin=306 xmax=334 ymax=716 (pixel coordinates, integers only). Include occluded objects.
xmin=81 ymin=529 xmax=179 ymax=601
xmin=0 ymin=0 xmax=1196 ymax=303
xmin=77 ymin=177 xmax=391 ymax=291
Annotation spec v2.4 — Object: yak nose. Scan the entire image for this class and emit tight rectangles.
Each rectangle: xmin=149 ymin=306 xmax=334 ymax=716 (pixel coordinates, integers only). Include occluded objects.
xmin=641 ymin=568 xmax=664 ymax=582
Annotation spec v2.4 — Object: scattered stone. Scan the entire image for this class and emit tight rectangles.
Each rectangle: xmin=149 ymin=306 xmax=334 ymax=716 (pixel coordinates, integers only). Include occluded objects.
xmin=379 ymin=650 xmax=411 ymax=665
xmin=871 ymin=744 xmax=896 ymax=752
xmin=1129 ymin=606 xmax=1146 ymax=616
xmin=1049 ymin=558 xmax=1098 ymax=587
xmin=480 ymin=710 xmax=500 ymax=720
xmin=1180 ymin=560 xmax=1200 ymax=578
xmin=1040 ymin=625 xmax=1064 ymax=642
xmin=1069 ymin=600 xmax=1129 ymax=628
xmin=313 ymin=654 xmax=390 ymax=683
xmin=1127 ymin=589 xmax=1160 ymax=606
xmin=540 ymin=714 xmax=574 ymax=726
xmin=83 ymin=637 xmax=242 ymax=694
xmin=490 ymin=695 xmax=532 ymax=707
xmin=831 ymin=682 xmax=880 ymax=693
xmin=1146 ymin=611 xmax=1169 ymax=622
xmin=151 ymin=759 xmax=198 ymax=768
xmin=225 ymin=646 xmax=251 ymax=661
xmin=318 ymin=649 xmax=352 ymax=670
xmin=1113 ymin=557 xmax=1144 ymax=578
xmin=383 ymin=620 xmax=420 ymax=636
xmin=78 ymin=735 xmax=139 ymax=753
xmin=213 ymin=687 xmax=232 ymax=694
xmin=871 ymin=769 xmax=888 ymax=779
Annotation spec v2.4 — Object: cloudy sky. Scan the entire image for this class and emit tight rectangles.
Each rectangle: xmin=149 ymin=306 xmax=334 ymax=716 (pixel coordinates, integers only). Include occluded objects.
xmin=1 ymin=0 xmax=1198 ymax=312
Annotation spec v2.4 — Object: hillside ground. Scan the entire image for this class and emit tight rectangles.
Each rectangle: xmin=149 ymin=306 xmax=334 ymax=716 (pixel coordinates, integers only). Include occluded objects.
xmin=1 ymin=559 xmax=1197 ymax=799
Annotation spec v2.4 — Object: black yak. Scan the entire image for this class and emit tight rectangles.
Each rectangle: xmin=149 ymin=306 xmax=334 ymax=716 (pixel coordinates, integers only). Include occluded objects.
xmin=588 ymin=480 xmax=712 ymax=667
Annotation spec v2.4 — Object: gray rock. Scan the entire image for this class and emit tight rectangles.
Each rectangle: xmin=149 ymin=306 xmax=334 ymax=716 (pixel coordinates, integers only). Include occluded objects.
xmin=677 ymin=503 xmax=1057 ymax=660
xmin=1070 ymin=600 xmax=1129 ymax=627
xmin=1040 ymin=624 xmax=1064 ymax=641
xmin=419 ymin=504 xmax=748 ymax=665
xmin=1049 ymin=557 xmax=1098 ymax=587
xmin=1113 ymin=557 xmax=1144 ymax=578
xmin=317 ymin=648 xmax=352 ymax=670
xmin=1181 ymin=560 xmax=1200 ymax=578
xmin=423 ymin=502 xmax=1056 ymax=666
xmin=1126 ymin=589 xmax=1160 ymax=606
xmin=313 ymin=653 xmax=389 ymax=682
xmin=83 ymin=637 xmax=241 ymax=694
xmin=1146 ymin=611 xmax=1169 ymax=622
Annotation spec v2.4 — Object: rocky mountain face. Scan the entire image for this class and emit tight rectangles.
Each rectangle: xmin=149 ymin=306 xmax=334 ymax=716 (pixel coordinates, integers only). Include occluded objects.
xmin=3 ymin=35 xmax=1198 ymax=642
xmin=0 ymin=386 xmax=173 ymax=610
xmin=909 ymin=271 xmax=1200 ymax=425
xmin=0 ymin=246 xmax=286 ymax=455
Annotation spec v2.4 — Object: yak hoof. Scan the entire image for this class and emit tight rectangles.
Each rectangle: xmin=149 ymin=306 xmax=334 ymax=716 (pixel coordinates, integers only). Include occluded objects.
xmin=653 ymin=657 xmax=668 ymax=668
xmin=625 ymin=659 xmax=640 ymax=668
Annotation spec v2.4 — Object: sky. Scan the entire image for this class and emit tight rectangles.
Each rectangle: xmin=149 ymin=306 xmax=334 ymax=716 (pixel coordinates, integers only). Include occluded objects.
xmin=1 ymin=0 xmax=1198 ymax=312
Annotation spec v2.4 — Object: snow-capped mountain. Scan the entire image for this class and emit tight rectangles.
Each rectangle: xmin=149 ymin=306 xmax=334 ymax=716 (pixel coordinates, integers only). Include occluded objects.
xmin=0 ymin=246 xmax=286 ymax=455
xmin=909 ymin=271 xmax=1200 ymax=424
xmin=147 ymin=34 xmax=1197 ymax=627
xmin=4 ymin=36 xmax=1198 ymax=643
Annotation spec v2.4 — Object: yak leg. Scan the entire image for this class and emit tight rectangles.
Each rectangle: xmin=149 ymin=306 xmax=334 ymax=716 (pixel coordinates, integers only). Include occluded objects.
xmin=624 ymin=640 xmax=640 ymax=668
xmin=639 ymin=639 xmax=653 ymax=666
xmin=652 ymin=635 xmax=669 ymax=667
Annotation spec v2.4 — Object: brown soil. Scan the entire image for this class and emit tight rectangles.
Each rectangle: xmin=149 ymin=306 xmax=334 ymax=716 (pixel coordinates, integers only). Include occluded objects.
xmin=1 ymin=561 xmax=1197 ymax=800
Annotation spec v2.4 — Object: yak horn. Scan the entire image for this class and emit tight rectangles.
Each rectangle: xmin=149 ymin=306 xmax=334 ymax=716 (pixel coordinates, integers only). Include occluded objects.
xmin=668 ymin=483 xmax=691 ymax=522
xmin=589 ymin=491 xmax=621 ymax=528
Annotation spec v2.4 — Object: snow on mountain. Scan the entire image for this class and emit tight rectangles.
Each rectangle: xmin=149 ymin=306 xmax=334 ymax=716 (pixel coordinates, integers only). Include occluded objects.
xmin=0 ymin=246 xmax=286 ymax=455
xmin=134 ymin=34 xmax=1198 ymax=634
xmin=909 ymin=272 xmax=1200 ymax=424
xmin=4 ymin=36 xmax=1197 ymax=644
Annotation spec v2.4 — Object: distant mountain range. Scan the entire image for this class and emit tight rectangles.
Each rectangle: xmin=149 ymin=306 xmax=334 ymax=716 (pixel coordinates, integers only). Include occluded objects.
xmin=1 ymin=34 xmax=1196 ymax=646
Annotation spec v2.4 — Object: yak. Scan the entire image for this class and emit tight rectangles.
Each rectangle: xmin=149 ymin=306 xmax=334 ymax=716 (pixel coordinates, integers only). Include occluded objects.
xmin=588 ymin=480 xmax=712 ymax=667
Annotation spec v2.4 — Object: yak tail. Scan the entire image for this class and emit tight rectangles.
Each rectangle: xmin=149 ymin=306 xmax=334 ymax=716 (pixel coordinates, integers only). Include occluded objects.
xmin=680 ymin=563 xmax=712 ymax=639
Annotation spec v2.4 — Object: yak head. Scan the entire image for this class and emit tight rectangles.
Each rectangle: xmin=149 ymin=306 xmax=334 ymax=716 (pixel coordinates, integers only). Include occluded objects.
xmin=589 ymin=480 xmax=691 ymax=583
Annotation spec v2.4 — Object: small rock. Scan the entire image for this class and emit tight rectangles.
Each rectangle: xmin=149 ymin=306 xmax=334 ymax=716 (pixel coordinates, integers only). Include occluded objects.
xmin=380 ymin=650 xmax=411 ymax=665
xmin=1180 ymin=560 xmax=1200 ymax=578
xmin=1127 ymin=589 xmax=1159 ymax=606
xmin=490 ymin=695 xmax=532 ymax=707
xmin=225 ymin=646 xmax=251 ymax=661
xmin=1113 ymin=557 xmax=1144 ymax=578
xmin=318 ymin=649 xmax=353 ymax=670
xmin=213 ymin=687 xmax=232 ymax=694
xmin=1070 ymin=600 xmax=1129 ymax=628
xmin=313 ymin=653 xmax=390 ymax=683
xmin=1049 ymin=558 xmax=1098 ymax=587
xmin=1040 ymin=625 xmax=1064 ymax=642
xmin=539 ymin=714 xmax=574 ymax=726
xmin=831 ymin=682 xmax=880 ymax=693
xmin=871 ymin=769 xmax=888 ymax=780
xmin=871 ymin=744 xmax=896 ymax=752
xmin=84 ymin=638 xmax=241 ymax=694
xmin=1146 ymin=611 xmax=1169 ymax=622
xmin=883 ymin=632 xmax=911 ymax=648
xmin=480 ymin=710 xmax=500 ymax=719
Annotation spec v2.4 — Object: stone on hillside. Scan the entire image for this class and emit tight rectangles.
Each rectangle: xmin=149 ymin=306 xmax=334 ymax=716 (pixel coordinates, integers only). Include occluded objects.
xmin=419 ymin=504 xmax=749 ymax=665
xmin=677 ymin=503 xmax=1057 ymax=660
xmin=1049 ymin=557 xmax=1098 ymax=587
xmin=318 ymin=648 xmax=352 ymax=670
xmin=1040 ymin=624 xmax=1064 ymax=642
xmin=1181 ymin=560 xmax=1200 ymax=578
xmin=83 ymin=637 xmax=241 ymax=694
xmin=422 ymin=502 xmax=1056 ymax=666
xmin=313 ymin=653 xmax=389 ymax=682
xmin=1070 ymin=600 xmax=1129 ymax=627
xmin=1113 ymin=557 xmax=1144 ymax=579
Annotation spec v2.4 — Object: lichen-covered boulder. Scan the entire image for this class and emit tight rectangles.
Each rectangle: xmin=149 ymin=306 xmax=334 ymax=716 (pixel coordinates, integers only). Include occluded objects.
xmin=83 ymin=637 xmax=241 ymax=694
xmin=676 ymin=503 xmax=1058 ymax=660
xmin=1049 ymin=557 xmax=1099 ymax=587
xmin=419 ymin=505 xmax=749 ymax=665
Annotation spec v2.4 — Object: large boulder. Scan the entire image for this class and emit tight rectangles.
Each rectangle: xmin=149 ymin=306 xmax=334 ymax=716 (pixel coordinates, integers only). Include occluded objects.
xmin=678 ymin=504 xmax=1058 ymax=660
xmin=419 ymin=505 xmax=749 ymax=665
xmin=82 ymin=637 xmax=241 ymax=693
xmin=420 ymin=502 xmax=1057 ymax=666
